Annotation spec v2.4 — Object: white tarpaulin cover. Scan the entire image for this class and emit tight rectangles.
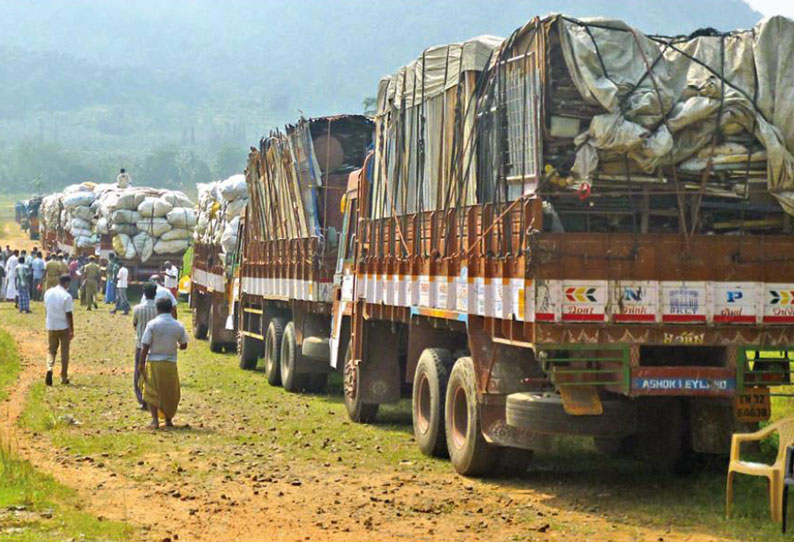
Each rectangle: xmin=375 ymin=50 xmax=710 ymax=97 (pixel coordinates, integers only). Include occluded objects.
xmin=560 ymin=15 xmax=794 ymax=213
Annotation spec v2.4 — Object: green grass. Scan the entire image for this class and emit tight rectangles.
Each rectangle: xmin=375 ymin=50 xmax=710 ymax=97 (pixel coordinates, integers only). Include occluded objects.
xmin=0 ymin=330 xmax=20 ymax=401
xmin=0 ymin=315 xmax=136 ymax=541
xmin=2 ymin=278 xmax=794 ymax=540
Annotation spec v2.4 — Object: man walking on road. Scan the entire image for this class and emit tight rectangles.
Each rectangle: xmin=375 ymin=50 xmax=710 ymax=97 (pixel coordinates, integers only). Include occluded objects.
xmin=4 ymin=249 xmax=18 ymax=304
xmin=15 ymin=256 xmax=31 ymax=314
xmin=112 ymin=263 xmax=130 ymax=315
xmin=44 ymin=254 xmax=61 ymax=291
xmin=163 ymin=261 xmax=179 ymax=297
xmin=105 ymin=253 xmax=119 ymax=304
xmin=132 ymin=282 xmax=158 ymax=409
xmin=31 ymin=251 xmax=45 ymax=301
xmin=44 ymin=274 xmax=75 ymax=386
xmin=82 ymin=256 xmax=101 ymax=310
xmin=150 ymin=274 xmax=178 ymax=318
xmin=139 ymin=297 xmax=188 ymax=429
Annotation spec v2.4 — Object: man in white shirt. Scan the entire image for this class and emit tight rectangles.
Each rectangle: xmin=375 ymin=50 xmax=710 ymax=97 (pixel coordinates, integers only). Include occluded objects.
xmin=163 ymin=261 xmax=179 ymax=297
xmin=4 ymin=250 xmax=18 ymax=302
xmin=111 ymin=264 xmax=130 ymax=315
xmin=139 ymin=297 xmax=188 ymax=428
xmin=116 ymin=168 xmax=131 ymax=188
xmin=149 ymin=274 xmax=178 ymax=318
xmin=43 ymin=274 xmax=75 ymax=385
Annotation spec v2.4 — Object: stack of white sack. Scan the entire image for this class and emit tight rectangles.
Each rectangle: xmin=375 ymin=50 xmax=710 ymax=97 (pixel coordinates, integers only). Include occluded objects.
xmin=61 ymin=183 xmax=98 ymax=248
xmin=194 ymin=174 xmax=247 ymax=261
xmin=100 ymin=187 xmax=195 ymax=262
xmin=39 ymin=193 xmax=63 ymax=236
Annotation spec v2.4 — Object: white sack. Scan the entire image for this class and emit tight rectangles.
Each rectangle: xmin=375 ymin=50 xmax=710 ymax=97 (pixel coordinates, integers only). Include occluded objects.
xmin=132 ymin=232 xmax=154 ymax=263
xmin=95 ymin=217 xmax=110 ymax=235
xmin=138 ymin=197 xmax=173 ymax=218
xmin=71 ymin=227 xmax=93 ymax=239
xmin=111 ymin=223 xmax=138 ymax=236
xmin=111 ymin=209 xmax=142 ymax=224
xmin=166 ymin=207 xmax=197 ymax=228
xmin=160 ymin=228 xmax=192 ymax=241
xmin=219 ymin=174 xmax=248 ymax=201
xmin=72 ymin=205 xmax=94 ymax=222
xmin=224 ymin=198 xmax=248 ymax=220
xmin=161 ymin=191 xmax=194 ymax=209
xmin=63 ymin=191 xmax=95 ymax=209
xmin=75 ymin=236 xmax=95 ymax=248
xmin=221 ymin=216 xmax=240 ymax=254
xmin=154 ymin=238 xmax=190 ymax=255
xmin=136 ymin=218 xmax=172 ymax=237
xmin=112 ymin=234 xmax=137 ymax=260
xmin=70 ymin=217 xmax=92 ymax=231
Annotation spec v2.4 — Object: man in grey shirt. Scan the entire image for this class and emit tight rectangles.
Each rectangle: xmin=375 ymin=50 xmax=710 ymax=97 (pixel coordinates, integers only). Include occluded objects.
xmin=139 ymin=297 xmax=188 ymax=429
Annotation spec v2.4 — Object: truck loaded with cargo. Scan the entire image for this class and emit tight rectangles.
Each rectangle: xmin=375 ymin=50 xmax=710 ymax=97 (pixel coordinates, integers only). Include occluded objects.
xmin=236 ymin=14 xmax=794 ymax=477
xmin=237 ymin=115 xmax=373 ymax=392
xmin=189 ymin=175 xmax=248 ymax=352
xmin=39 ymin=181 xmax=195 ymax=281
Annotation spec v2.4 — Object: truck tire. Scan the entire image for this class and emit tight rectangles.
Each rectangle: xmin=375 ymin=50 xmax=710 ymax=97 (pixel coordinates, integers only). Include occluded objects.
xmin=445 ymin=356 xmax=498 ymax=476
xmin=505 ymin=393 xmax=637 ymax=437
xmin=208 ymin=308 xmax=224 ymax=353
xmin=264 ymin=317 xmax=286 ymax=386
xmin=238 ymin=333 xmax=261 ymax=370
xmin=280 ymin=322 xmax=304 ymax=392
xmin=192 ymin=303 xmax=208 ymax=340
xmin=343 ymin=341 xmax=378 ymax=423
xmin=412 ymin=348 xmax=452 ymax=457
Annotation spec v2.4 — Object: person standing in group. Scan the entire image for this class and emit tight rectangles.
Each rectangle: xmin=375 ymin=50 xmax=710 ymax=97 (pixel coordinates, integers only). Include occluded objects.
xmin=44 ymin=274 xmax=75 ymax=386
xmin=163 ymin=261 xmax=179 ymax=299
xmin=67 ymin=257 xmax=80 ymax=299
xmin=138 ymin=297 xmax=187 ymax=429
xmin=105 ymin=253 xmax=119 ymax=305
xmin=44 ymin=254 xmax=61 ymax=291
xmin=57 ymin=254 xmax=69 ymax=276
xmin=81 ymin=256 xmax=101 ymax=310
xmin=132 ymin=282 xmax=158 ymax=409
xmin=31 ymin=251 xmax=45 ymax=301
xmin=15 ymin=256 xmax=31 ymax=314
xmin=150 ymin=274 xmax=178 ymax=318
xmin=4 ymin=250 xmax=19 ymax=304
xmin=117 ymin=168 xmax=131 ymax=189
xmin=112 ymin=263 xmax=130 ymax=315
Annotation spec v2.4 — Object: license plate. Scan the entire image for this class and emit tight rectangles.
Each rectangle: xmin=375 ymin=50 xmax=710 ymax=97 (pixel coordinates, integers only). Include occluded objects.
xmin=734 ymin=387 xmax=771 ymax=422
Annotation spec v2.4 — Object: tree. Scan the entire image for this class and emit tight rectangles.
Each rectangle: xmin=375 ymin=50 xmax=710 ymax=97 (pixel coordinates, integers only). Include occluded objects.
xmin=214 ymin=145 xmax=246 ymax=180
xmin=362 ymin=96 xmax=377 ymax=116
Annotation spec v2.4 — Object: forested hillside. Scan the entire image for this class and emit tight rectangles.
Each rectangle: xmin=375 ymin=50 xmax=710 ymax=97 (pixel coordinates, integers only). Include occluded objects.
xmin=0 ymin=0 xmax=763 ymax=193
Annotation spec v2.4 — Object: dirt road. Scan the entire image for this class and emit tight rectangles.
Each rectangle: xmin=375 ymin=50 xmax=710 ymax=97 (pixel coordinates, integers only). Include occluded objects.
xmin=0 ymin=210 xmax=774 ymax=542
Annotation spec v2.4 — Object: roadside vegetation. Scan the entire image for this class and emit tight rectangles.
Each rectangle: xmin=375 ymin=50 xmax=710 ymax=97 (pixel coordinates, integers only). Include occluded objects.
xmin=0 ymin=329 xmax=135 ymax=541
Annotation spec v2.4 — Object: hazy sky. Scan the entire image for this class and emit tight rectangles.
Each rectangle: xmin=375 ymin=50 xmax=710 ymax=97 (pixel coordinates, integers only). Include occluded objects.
xmin=746 ymin=0 xmax=794 ymax=19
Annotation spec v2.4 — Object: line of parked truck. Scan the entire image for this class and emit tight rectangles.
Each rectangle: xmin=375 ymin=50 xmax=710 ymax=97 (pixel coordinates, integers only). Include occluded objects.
xmin=25 ymin=12 xmax=794 ymax=477
xmin=185 ymin=13 xmax=794 ymax=476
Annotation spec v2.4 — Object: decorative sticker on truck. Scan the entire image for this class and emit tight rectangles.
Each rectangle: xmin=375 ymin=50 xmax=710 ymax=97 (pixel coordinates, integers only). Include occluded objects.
xmin=535 ymin=279 xmax=561 ymax=322
xmin=712 ymin=282 xmax=760 ymax=324
xmin=456 ymin=267 xmax=468 ymax=313
xmin=610 ymin=281 xmax=658 ymax=323
xmin=763 ymin=284 xmax=794 ymax=324
xmin=661 ymin=282 xmax=709 ymax=323
xmin=561 ymin=280 xmax=607 ymax=322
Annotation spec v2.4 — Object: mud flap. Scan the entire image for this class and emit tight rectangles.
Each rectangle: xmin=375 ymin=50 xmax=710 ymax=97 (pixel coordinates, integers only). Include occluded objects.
xmin=560 ymin=386 xmax=603 ymax=415
xmin=359 ymin=321 xmax=401 ymax=404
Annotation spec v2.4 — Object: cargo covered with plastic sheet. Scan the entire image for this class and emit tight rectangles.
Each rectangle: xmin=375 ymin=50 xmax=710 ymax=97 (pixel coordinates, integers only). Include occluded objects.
xmin=472 ymin=14 xmax=794 ymax=235
xmin=242 ymin=115 xmax=372 ymax=304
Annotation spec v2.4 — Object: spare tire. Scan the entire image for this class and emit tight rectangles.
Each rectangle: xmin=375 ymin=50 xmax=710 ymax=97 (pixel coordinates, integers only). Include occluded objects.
xmin=505 ymin=392 xmax=637 ymax=437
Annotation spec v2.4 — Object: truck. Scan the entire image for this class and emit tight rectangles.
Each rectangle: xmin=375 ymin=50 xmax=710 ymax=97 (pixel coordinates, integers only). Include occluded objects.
xmin=190 ymin=176 xmax=248 ymax=353
xmin=25 ymin=196 xmax=42 ymax=240
xmin=240 ymin=15 xmax=794 ymax=476
xmin=237 ymin=115 xmax=373 ymax=392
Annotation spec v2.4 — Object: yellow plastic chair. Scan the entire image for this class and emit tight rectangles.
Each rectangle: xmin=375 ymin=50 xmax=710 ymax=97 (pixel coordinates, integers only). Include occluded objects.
xmin=726 ymin=417 xmax=794 ymax=522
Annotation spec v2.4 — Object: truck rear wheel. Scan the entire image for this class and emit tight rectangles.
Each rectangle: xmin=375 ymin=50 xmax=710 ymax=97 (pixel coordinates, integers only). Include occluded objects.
xmin=238 ymin=333 xmax=262 ymax=370
xmin=192 ymin=303 xmax=208 ymax=340
xmin=264 ymin=317 xmax=286 ymax=386
xmin=208 ymin=307 xmax=224 ymax=353
xmin=412 ymin=348 xmax=452 ymax=457
xmin=343 ymin=341 xmax=378 ymax=423
xmin=280 ymin=322 xmax=303 ymax=392
xmin=445 ymin=356 xmax=498 ymax=476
